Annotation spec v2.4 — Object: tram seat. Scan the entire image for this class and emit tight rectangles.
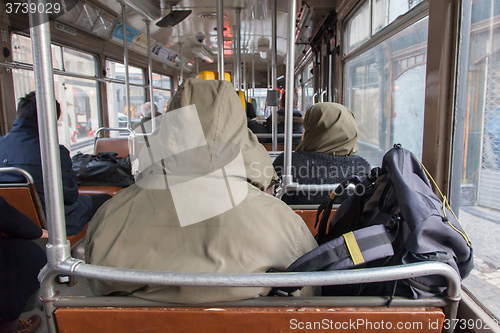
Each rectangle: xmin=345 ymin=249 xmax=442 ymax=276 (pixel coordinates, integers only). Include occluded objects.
xmin=94 ymin=138 xmax=130 ymax=158
xmin=263 ymin=144 xmax=298 ymax=151
xmin=0 ymin=167 xmax=87 ymax=247
xmin=54 ymin=305 xmax=445 ymax=332
xmin=78 ymin=185 xmax=123 ymax=197
xmin=293 ymin=207 xmax=336 ymax=235
xmin=0 ymin=167 xmax=46 ymax=229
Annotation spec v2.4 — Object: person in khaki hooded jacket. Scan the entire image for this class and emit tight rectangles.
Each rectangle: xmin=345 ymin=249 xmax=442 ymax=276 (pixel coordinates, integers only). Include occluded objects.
xmin=85 ymin=78 xmax=317 ymax=303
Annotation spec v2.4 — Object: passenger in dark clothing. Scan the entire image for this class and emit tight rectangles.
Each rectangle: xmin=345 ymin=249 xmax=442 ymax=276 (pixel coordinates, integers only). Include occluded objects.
xmin=246 ymin=102 xmax=269 ymax=143
xmin=0 ymin=91 xmax=111 ymax=235
xmin=0 ymin=196 xmax=46 ymax=332
xmin=273 ymin=102 xmax=371 ymax=205
xmin=265 ymin=90 xmax=304 ymax=144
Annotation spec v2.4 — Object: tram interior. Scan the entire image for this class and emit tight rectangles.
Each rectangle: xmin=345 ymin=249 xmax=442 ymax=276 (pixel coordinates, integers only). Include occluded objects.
xmin=1 ymin=0 xmax=500 ymax=332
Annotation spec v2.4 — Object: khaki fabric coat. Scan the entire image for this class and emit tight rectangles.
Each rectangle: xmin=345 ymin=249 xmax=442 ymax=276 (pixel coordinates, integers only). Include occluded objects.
xmin=295 ymin=102 xmax=359 ymax=156
xmin=85 ymin=79 xmax=317 ymax=304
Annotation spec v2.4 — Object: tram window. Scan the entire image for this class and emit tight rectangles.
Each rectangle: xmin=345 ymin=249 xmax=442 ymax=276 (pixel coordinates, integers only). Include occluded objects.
xmin=344 ymin=17 xmax=428 ymax=167
xmin=457 ymin=0 xmax=500 ymax=319
xmin=11 ymin=33 xmax=101 ymax=154
xmin=152 ymin=73 xmax=173 ymax=113
xmin=105 ymin=60 xmax=146 ymax=132
xmin=344 ymin=0 xmax=426 ymax=55
xmin=371 ymin=0 xmax=425 ymax=34
xmin=62 ymin=47 xmax=97 ymax=77
xmin=344 ymin=1 xmax=371 ymax=55
xmin=250 ymin=88 xmax=270 ymax=117
xmin=11 ymin=34 xmax=61 ymax=70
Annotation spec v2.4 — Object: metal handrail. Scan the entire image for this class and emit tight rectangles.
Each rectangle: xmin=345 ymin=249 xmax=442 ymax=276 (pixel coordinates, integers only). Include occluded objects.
xmin=255 ymin=133 xmax=303 ymax=138
xmin=39 ymin=259 xmax=461 ymax=333
xmin=93 ymin=127 xmax=133 ymax=153
xmin=0 ymin=166 xmax=35 ymax=184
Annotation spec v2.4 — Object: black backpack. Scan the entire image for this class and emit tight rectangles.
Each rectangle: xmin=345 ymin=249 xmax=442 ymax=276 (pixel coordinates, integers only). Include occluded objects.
xmin=279 ymin=145 xmax=474 ymax=299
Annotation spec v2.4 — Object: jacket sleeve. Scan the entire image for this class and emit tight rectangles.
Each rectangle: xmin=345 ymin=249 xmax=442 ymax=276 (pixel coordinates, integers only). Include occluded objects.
xmin=59 ymin=146 xmax=79 ymax=205
xmin=0 ymin=196 xmax=42 ymax=239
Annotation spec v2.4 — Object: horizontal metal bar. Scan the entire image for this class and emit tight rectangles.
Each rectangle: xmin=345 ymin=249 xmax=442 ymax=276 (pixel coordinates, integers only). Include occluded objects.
xmin=58 ymin=260 xmax=460 ymax=301
xmin=94 ymin=127 xmax=133 ymax=138
xmin=0 ymin=62 xmax=171 ymax=92
xmin=53 ymin=295 xmax=447 ymax=308
xmin=0 ymin=166 xmax=34 ymax=183
xmin=255 ymin=133 xmax=303 ymax=138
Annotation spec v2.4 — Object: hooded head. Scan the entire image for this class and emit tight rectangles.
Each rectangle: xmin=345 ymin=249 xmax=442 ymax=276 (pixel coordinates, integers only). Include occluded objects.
xmin=295 ymin=102 xmax=358 ymax=156
xmin=141 ymin=102 xmax=158 ymax=118
xmin=155 ymin=78 xmax=277 ymax=191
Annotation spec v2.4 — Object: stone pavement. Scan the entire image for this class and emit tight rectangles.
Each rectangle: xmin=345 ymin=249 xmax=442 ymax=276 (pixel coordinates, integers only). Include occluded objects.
xmin=460 ymin=208 xmax=500 ymax=318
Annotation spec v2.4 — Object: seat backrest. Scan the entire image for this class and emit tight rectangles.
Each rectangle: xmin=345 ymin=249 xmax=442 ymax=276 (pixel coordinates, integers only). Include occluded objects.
xmin=0 ymin=167 xmax=87 ymax=247
xmin=0 ymin=167 xmax=46 ymax=229
xmin=94 ymin=138 xmax=130 ymax=158
xmin=54 ymin=305 xmax=444 ymax=333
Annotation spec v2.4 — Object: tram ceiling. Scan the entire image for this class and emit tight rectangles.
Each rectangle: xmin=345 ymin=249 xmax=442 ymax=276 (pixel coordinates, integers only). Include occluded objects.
xmin=79 ymin=0 xmax=337 ymax=72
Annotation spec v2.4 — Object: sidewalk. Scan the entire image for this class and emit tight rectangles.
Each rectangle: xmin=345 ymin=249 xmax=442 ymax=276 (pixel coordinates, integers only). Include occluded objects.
xmin=460 ymin=208 xmax=500 ymax=318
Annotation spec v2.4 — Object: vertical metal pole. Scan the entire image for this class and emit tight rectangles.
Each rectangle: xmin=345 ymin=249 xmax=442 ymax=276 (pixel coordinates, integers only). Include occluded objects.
xmin=146 ymin=20 xmax=155 ymax=130
xmin=235 ymin=8 xmax=241 ymax=90
xmin=252 ymin=53 xmax=255 ymax=99
xmin=449 ymin=0 xmax=471 ymax=213
xmin=243 ymin=52 xmax=247 ymax=100
xmin=28 ymin=0 xmax=69 ymax=256
xmin=217 ymin=0 xmax=225 ymax=79
xmin=196 ymin=57 xmax=199 ymax=75
xmin=29 ymin=1 xmax=68 ymax=331
xmin=179 ymin=43 xmax=184 ymax=84
xmin=328 ymin=53 xmax=333 ymax=102
xmin=122 ymin=3 xmax=131 ymax=128
xmin=178 ymin=26 xmax=183 ymax=84
xmin=283 ymin=0 xmax=297 ymax=187
xmin=271 ymin=0 xmax=278 ymax=151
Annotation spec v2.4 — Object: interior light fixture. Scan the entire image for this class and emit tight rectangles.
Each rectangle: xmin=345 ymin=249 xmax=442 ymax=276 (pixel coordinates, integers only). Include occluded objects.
xmin=192 ymin=45 xmax=214 ymax=63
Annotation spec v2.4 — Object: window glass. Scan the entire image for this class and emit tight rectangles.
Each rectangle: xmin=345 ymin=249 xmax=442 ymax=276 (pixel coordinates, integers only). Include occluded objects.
xmin=372 ymin=0 xmax=425 ymax=34
xmin=459 ymin=0 xmax=500 ymax=318
xmin=106 ymin=60 xmax=144 ymax=85
xmin=303 ymin=80 xmax=314 ymax=112
xmin=251 ymin=88 xmax=270 ymax=117
xmin=162 ymin=75 xmax=172 ymax=90
xmin=11 ymin=34 xmax=33 ymax=65
xmin=12 ymin=69 xmax=100 ymax=155
xmin=344 ymin=17 xmax=428 ymax=166
xmin=153 ymin=89 xmax=172 ymax=114
xmin=11 ymin=33 xmax=100 ymax=155
xmin=152 ymin=73 xmax=162 ymax=88
xmin=345 ymin=0 xmax=426 ymax=55
xmin=105 ymin=60 xmax=146 ymax=135
xmin=51 ymin=45 xmax=63 ymax=71
xmin=344 ymin=1 xmax=371 ymax=55
xmin=63 ymin=47 xmax=97 ymax=77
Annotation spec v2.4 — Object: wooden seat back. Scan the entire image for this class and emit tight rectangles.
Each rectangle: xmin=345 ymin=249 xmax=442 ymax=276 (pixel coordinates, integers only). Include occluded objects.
xmin=0 ymin=167 xmax=87 ymax=247
xmin=94 ymin=138 xmax=130 ymax=158
xmin=0 ymin=167 xmax=46 ymax=229
xmin=262 ymin=144 xmax=298 ymax=152
xmin=294 ymin=209 xmax=336 ymax=236
xmin=55 ymin=306 xmax=444 ymax=333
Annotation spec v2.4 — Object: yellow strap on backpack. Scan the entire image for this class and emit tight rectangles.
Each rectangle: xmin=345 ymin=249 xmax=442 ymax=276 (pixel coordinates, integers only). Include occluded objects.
xmin=343 ymin=231 xmax=365 ymax=265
